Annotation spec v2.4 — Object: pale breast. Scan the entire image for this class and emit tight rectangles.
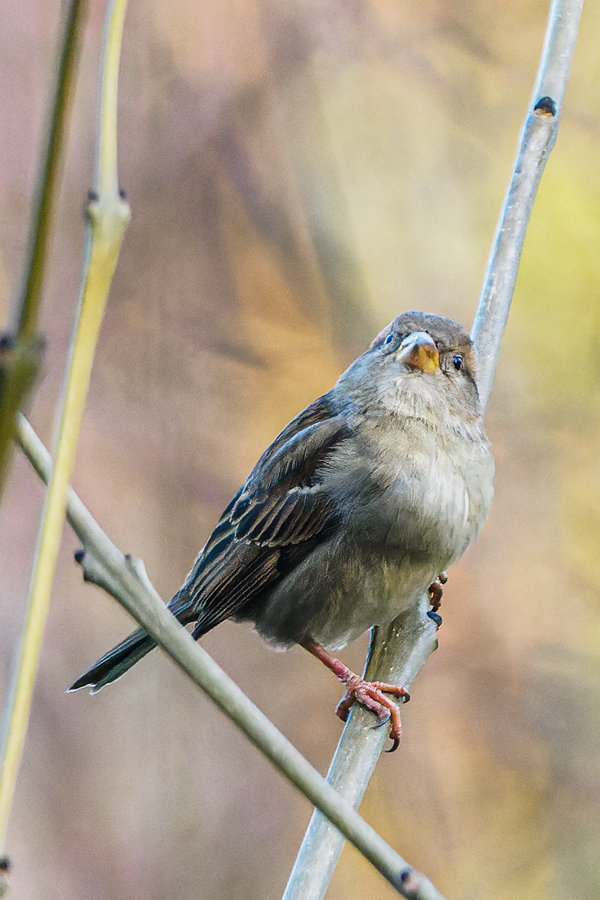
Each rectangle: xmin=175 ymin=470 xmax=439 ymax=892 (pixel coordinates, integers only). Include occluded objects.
xmin=248 ymin=408 xmax=493 ymax=652
xmin=324 ymin=416 xmax=492 ymax=567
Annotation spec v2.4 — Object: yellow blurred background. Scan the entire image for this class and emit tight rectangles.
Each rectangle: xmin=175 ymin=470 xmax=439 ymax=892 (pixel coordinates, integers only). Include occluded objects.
xmin=1 ymin=2 xmax=599 ymax=898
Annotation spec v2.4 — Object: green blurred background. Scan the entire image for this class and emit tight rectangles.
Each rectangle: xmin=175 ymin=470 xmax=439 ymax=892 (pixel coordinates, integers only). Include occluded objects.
xmin=1 ymin=2 xmax=599 ymax=898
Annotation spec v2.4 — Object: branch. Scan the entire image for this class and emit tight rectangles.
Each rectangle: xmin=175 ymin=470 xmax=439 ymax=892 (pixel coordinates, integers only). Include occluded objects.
xmin=283 ymin=1 xmax=584 ymax=897
xmin=15 ymin=414 xmax=445 ymax=900
xmin=0 ymin=0 xmax=130 ymax=851
xmin=0 ymin=0 xmax=84 ymax=497
xmin=283 ymin=600 xmax=438 ymax=900
xmin=472 ymin=0 xmax=584 ymax=407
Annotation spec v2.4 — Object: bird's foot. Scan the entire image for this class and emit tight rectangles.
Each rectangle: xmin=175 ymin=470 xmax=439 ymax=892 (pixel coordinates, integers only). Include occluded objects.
xmin=301 ymin=639 xmax=410 ymax=751
xmin=427 ymin=571 xmax=447 ymax=612
xmin=335 ymin=677 xmax=410 ymax=752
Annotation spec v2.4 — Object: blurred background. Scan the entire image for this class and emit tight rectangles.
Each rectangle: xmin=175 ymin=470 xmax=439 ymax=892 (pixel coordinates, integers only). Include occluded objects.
xmin=1 ymin=1 xmax=599 ymax=898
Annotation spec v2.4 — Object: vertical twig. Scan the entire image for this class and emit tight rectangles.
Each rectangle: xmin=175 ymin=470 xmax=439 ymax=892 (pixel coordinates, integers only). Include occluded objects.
xmin=0 ymin=0 xmax=130 ymax=850
xmin=283 ymin=1 xmax=584 ymax=898
xmin=472 ymin=0 xmax=584 ymax=407
xmin=0 ymin=1 xmax=84 ymax=496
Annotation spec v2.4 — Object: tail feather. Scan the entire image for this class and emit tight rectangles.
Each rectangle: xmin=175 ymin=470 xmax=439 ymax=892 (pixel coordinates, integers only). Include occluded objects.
xmin=68 ymin=627 xmax=157 ymax=694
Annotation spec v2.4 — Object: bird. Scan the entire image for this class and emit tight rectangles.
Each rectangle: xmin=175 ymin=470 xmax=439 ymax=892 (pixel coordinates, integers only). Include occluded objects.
xmin=69 ymin=311 xmax=494 ymax=749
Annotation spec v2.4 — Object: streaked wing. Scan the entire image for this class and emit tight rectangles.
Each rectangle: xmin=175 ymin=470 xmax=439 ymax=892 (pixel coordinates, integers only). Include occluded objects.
xmin=168 ymin=391 xmax=352 ymax=637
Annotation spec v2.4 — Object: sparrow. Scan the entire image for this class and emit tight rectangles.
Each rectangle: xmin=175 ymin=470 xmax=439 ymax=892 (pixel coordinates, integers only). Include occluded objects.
xmin=69 ymin=311 xmax=494 ymax=749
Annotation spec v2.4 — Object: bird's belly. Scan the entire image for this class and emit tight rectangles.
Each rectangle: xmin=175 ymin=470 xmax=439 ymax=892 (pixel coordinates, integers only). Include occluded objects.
xmin=241 ymin=537 xmax=440 ymax=652
xmin=240 ymin=444 xmax=490 ymax=652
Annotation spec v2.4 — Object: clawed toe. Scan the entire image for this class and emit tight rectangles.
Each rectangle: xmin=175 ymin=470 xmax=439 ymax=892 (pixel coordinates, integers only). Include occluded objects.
xmin=335 ymin=676 xmax=409 ymax=751
xmin=386 ymin=732 xmax=401 ymax=753
xmin=301 ymin=641 xmax=409 ymax=752
xmin=373 ymin=712 xmax=391 ymax=728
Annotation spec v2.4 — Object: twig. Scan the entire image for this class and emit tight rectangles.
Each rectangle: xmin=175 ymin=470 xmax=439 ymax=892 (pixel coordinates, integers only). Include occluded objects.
xmin=283 ymin=1 xmax=584 ymax=897
xmin=0 ymin=0 xmax=84 ymax=496
xmin=0 ymin=0 xmax=130 ymax=850
xmin=472 ymin=0 xmax=584 ymax=407
xmin=283 ymin=603 xmax=438 ymax=900
xmin=15 ymin=414 xmax=445 ymax=900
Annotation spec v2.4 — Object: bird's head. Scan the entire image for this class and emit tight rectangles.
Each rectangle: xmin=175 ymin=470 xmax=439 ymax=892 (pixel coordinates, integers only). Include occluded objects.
xmin=337 ymin=311 xmax=482 ymax=425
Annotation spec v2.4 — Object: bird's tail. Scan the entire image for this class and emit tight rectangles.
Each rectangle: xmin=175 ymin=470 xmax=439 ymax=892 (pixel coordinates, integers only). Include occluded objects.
xmin=67 ymin=627 xmax=157 ymax=694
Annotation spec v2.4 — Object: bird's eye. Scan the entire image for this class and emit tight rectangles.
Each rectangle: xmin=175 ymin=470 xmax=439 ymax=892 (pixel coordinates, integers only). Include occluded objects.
xmin=381 ymin=332 xmax=400 ymax=352
xmin=452 ymin=354 xmax=463 ymax=371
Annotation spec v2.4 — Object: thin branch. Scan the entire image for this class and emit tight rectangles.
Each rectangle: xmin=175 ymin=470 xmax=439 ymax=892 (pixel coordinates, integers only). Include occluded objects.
xmin=283 ymin=1 xmax=584 ymax=897
xmin=0 ymin=0 xmax=89 ymax=842
xmin=472 ymin=0 xmax=584 ymax=407
xmin=14 ymin=3 xmax=85 ymax=339
xmin=0 ymin=0 xmax=130 ymax=850
xmin=15 ymin=414 xmax=445 ymax=900
xmin=283 ymin=602 xmax=438 ymax=900
xmin=0 ymin=0 xmax=85 ymax=496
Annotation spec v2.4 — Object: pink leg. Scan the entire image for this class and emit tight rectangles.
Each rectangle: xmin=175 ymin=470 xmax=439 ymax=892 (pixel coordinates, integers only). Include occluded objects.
xmin=301 ymin=639 xmax=410 ymax=752
xmin=427 ymin=571 xmax=448 ymax=612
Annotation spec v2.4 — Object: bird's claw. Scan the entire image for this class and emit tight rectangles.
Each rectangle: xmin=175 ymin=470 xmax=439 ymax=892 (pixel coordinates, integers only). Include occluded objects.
xmin=373 ymin=711 xmax=391 ymax=728
xmin=385 ymin=734 xmax=401 ymax=753
xmin=335 ymin=676 xmax=409 ymax=752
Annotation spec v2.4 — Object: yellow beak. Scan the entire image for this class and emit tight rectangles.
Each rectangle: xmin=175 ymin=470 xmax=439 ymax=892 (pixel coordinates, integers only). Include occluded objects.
xmin=396 ymin=331 xmax=439 ymax=374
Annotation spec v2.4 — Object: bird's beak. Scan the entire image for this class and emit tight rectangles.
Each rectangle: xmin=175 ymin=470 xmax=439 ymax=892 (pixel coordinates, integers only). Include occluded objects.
xmin=396 ymin=331 xmax=439 ymax=373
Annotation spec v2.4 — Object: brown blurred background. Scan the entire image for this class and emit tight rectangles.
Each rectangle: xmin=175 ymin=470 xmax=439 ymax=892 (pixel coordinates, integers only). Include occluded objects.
xmin=1 ymin=2 xmax=599 ymax=898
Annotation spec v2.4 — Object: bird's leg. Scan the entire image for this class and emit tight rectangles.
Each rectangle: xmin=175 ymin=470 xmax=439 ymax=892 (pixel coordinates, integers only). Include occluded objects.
xmin=426 ymin=571 xmax=447 ymax=627
xmin=301 ymin=639 xmax=410 ymax=752
xmin=427 ymin=571 xmax=447 ymax=612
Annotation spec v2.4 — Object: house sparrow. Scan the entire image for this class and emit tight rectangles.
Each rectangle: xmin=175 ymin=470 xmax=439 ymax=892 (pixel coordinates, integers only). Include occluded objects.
xmin=69 ymin=311 xmax=494 ymax=749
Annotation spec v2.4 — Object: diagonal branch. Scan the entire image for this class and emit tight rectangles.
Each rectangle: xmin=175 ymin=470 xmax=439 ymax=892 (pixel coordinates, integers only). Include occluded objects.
xmin=283 ymin=1 xmax=584 ymax=897
xmin=15 ymin=413 xmax=445 ymax=900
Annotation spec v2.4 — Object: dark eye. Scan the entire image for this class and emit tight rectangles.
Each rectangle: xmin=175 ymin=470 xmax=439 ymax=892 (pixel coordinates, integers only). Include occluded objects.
xmin=381 ymin=331 xmax=401 ymax=352
xmin=452 ymin=354 xmax=463 ymax=371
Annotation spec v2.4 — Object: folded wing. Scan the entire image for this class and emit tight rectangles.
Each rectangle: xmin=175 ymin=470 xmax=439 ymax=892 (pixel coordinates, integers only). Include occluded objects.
xmin=168 ymin=392 xmax=353 ymax=638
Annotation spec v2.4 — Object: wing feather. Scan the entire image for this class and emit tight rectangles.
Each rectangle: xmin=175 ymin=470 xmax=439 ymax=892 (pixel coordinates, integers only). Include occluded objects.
xmin=167 ymin=391 xmax=352 ymax=637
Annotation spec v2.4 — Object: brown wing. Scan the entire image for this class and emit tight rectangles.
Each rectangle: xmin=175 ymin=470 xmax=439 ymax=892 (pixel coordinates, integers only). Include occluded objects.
xmin=167 ymin=391 xmax=352 ymax=637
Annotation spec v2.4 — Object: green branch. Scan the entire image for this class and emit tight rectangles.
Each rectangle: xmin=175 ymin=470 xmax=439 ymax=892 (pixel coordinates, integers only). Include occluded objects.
xmin=0 ymin=1 xmax=86 ymax=497
xmin=0 ymin=0 xmax=130 ymax=851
